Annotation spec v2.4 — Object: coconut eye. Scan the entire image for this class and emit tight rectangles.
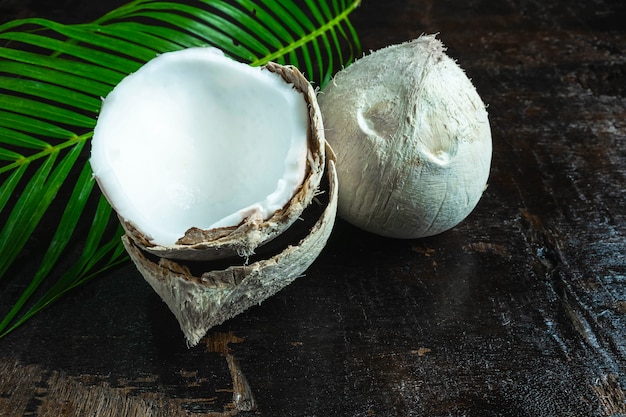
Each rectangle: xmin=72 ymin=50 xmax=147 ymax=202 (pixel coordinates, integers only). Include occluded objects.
xmin=414 ymin=104 xmax=459 ymax=166
xmin=357 ymin=99 xmax=399 ymax=140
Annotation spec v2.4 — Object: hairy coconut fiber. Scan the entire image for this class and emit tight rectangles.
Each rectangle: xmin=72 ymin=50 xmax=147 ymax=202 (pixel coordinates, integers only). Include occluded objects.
xmin=318 ymin=34 xmax=492 ymax=239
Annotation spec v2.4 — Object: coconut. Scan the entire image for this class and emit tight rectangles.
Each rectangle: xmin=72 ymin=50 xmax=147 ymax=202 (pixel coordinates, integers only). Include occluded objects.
xmin=90 ymin=47 xmax=336 ymax=344
xmin=318 ymin=34 xmax=492 ymax=238
xmin=91 ymin=48 xmax=326 ymax=261
xmin=123 ymin=149 xmax=337 ymax=346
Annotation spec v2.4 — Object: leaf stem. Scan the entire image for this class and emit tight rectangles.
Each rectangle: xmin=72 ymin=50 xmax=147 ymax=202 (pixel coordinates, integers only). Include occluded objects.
xmin=0 ymin=132 xmax=92 ymax=175
xmin=250 ymin=0 xmax=361 ymax=66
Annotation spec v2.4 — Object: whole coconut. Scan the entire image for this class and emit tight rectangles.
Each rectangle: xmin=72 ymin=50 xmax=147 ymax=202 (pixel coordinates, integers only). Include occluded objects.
xmin=318 ymin=34 xmax=492 ymax=238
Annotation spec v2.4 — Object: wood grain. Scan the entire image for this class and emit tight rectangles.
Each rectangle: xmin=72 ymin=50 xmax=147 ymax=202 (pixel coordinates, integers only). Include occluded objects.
xmin=1 ymin=0 xmax=625 ymax=415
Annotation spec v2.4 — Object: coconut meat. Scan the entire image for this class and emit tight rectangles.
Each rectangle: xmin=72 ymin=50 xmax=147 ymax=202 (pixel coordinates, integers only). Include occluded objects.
xmin=90 ymin=48 xmax=309 ymax=246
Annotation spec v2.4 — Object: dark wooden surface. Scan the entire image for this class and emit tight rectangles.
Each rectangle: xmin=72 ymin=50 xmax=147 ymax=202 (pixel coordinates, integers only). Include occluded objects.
xmin=1 ymin=1 xmax=626 ymax=416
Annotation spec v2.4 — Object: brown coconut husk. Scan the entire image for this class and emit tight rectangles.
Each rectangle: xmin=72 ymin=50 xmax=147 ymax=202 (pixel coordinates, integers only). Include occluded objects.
xmin=123 ymin=153 xmax=337 ymax=346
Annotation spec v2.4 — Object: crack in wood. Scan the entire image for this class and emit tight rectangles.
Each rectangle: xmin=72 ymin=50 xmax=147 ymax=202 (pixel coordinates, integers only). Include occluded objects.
xmin=204 ymin=331 xmax=257 ymax=413
xmin=518 ymin=209 xmax=624 ymax=370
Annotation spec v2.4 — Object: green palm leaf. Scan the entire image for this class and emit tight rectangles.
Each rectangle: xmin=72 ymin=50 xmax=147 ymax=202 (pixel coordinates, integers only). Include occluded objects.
xmin=0 ymin=0 xmax=361 ymax=338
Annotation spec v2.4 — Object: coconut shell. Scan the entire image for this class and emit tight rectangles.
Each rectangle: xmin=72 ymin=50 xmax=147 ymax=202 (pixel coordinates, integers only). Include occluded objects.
xmin=122 ymin=152 xmax=337 ymax=346
xmin=122 ymin=62 xmax=326 ymax=262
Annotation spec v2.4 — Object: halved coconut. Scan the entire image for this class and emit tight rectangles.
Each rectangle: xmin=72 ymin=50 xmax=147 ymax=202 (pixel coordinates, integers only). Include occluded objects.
xmin=90 ymin=48 xmax=338 ymax=343
xmin=91 ymin=48 xmax=326 ymax=261
xmin=123 ymin=151 xmax=337 ymax=346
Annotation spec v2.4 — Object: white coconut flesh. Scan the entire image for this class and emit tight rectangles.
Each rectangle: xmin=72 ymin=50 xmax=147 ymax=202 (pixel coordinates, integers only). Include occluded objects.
xmin=90 ymin=48 xmax=309 ymax=247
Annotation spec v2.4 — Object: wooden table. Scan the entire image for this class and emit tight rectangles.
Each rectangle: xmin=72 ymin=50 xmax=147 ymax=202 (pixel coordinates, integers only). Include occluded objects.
xmin=1 ymin=0 xmax=625 ymax=416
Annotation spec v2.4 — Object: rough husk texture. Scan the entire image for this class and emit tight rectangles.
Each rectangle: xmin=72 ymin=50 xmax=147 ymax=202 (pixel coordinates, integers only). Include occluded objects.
xmin=318 ymin=34 xmax=492 ymax=239
xmin=122 ymin=62 xmax=326 ymax=262
xmin=123 ymin=154 xmax=337 ymax=346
